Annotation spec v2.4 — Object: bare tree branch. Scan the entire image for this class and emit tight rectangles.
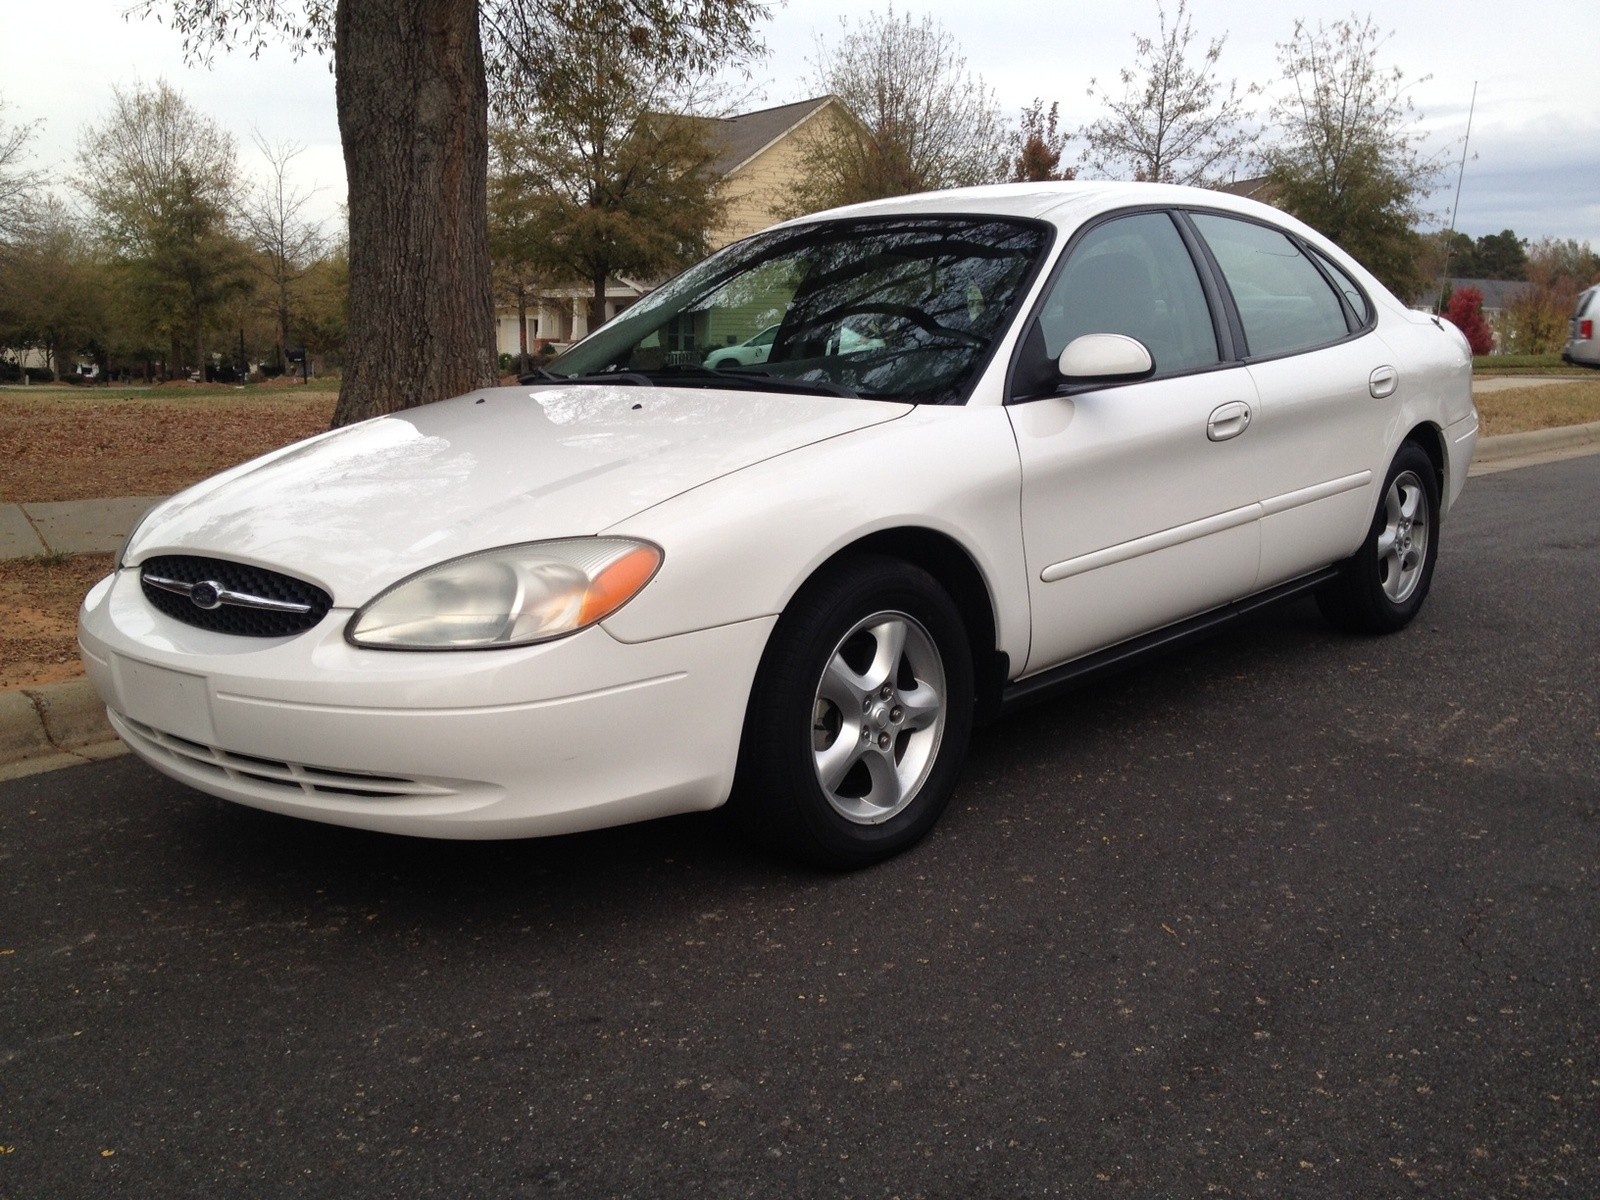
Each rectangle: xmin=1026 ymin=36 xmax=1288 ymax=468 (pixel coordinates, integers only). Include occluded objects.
xmin=239 ymin=133 xmax=328 ymax=359
xmin=1079 ymin=0 xmax=1257 ymax=187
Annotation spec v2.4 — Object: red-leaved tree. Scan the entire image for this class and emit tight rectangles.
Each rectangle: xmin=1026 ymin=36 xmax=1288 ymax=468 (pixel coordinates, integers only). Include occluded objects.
xmin=1444 ymin=286 xmax=1494 ymax=356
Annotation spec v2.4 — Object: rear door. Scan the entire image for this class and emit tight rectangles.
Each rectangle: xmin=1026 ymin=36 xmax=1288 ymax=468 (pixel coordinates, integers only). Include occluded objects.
xmin=1185 ymin=212 xmax=1393 ymax=587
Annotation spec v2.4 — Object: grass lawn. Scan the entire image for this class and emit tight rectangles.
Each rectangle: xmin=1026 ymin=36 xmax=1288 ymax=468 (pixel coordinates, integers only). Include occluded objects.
xmin=1473 ymin=377 xmax=1600 ymax=436
xmin=1473 ymin=353 xmax=1586 ymax=375
xmin=0 ymin=381 xmax=337 ymax=504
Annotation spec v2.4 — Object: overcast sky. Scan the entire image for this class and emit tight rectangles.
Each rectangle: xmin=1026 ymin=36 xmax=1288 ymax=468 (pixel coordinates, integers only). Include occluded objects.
xmin=7 ymin=0 xmax=1597 ymax=248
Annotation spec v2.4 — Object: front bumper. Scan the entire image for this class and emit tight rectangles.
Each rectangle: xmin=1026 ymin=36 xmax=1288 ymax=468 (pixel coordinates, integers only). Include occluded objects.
xmin=79 ymin=568 xmax=775 ymax=838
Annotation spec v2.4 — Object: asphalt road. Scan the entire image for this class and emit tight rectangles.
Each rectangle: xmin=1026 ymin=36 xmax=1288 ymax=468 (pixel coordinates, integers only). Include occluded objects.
xmin=3 ymin=455 xmax=1597 ymax=1199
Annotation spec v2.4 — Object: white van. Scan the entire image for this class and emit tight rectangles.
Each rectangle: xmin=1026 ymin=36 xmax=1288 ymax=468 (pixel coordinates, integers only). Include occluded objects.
xmin=1565 ymin=286 xmax=1600 ymax=367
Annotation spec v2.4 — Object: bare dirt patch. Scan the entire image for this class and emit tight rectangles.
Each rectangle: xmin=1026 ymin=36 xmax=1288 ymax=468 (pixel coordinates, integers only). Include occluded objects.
xmin=1473 ymin=378 xmax=1600 ymax=437
xmin=1 ymin=553 xmax=115 ymax=690
xmin=1 ymin=388 xmax=336 ymax=503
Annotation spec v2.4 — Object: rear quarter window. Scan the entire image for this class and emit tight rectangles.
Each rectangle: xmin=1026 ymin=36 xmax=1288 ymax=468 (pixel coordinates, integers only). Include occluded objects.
xmin=1309 ymin=248 xmax=1372 ymax=326
xmin=1190 ymin=213 xmax=1353 ymax=358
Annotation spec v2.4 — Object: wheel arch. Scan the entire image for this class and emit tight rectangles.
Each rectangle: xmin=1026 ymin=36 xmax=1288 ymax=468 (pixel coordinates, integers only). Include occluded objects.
xmin=813 ymin=526 xmax=1011 ymax=723
xmin=1403 ymin=420 xmax=1448 ymax=502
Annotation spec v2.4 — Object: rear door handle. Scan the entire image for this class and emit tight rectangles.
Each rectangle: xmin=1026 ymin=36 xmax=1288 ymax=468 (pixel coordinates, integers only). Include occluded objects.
xmin=1207 ymin=401 xmax=1252 ymax=442
xmin=1370 ymin=365 xmax=1399 ymax=398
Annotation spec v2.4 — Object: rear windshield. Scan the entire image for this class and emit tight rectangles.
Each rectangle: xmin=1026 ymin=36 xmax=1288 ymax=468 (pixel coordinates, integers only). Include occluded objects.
xmin=549 ymin=216 xmax=1052 ymax=404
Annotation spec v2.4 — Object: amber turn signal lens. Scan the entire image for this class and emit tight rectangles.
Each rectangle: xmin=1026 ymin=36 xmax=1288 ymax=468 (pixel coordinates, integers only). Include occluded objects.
xmin=580 ymin=544 xmax=663 ymax=626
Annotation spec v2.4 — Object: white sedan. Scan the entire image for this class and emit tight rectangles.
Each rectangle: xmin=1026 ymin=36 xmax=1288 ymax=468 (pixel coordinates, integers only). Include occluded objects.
xmin=79 ymin=182 xmax=1479 ymax=868
xmin=702 ymin=324 xmax=778 ymax=368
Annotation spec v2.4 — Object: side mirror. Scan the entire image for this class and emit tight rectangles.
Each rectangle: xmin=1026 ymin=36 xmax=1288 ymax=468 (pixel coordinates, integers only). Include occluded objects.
xmin=1057 ymin=333 xmax=1155 ymax=382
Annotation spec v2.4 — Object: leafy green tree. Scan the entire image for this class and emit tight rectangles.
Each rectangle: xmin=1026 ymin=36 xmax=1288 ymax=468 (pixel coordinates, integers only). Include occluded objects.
xmin=489 ymin=0 xmax=744 ymax=333
xmin=0 ymin=93 xmax=47 ymax=370
xmin=1434 ymin=230 xmax=1474 ymax=277
xmin=1263 ymin=16 xmax=1440 ymax=300
xmin=1079 ymin=0 xmax=1256 ymax=186
xmin=139 ymin=0 xmax=768 ymax=424
xmin=786 ymin=8 xmax=1008 ymax=214
xmin=35 ymin=202 xmax=111 ymax=378
xmin=1440 ymin=228 xmax=1528 ymax=280
xmin=293 ymin=243 xmax=350 ymax=372
xmin=1469 ymin=229 xmax=1528 ymax=280
xmin=488 ymin=125 xmax=547 ymax=373
xmin=76 ymin=81 xmax=253 ymax=375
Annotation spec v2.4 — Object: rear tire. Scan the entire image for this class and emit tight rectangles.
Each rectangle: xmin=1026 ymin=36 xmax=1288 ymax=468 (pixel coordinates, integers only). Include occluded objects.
xmin=1317 ymin=443 xmax=1440 ymax=634
xmin=729 ymin=554 xmax=975 ymax=870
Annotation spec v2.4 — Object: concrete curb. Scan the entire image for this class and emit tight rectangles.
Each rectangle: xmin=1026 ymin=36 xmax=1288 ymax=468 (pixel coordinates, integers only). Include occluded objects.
xmin=2 ymin=421 xmax=1598 ymax=781
xmin=1470 ymin=419 xmax=1600 ymax=463
xmin=0 ymin=679 xmax=127 ymax=781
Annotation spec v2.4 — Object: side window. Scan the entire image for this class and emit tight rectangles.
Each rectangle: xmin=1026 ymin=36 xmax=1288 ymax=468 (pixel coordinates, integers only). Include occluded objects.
xmin=1190 ymin=213 xmax=1352 ymax=357
xmin=1309 ymin=248 xmax=1371 ymax=325
xmin=1035 ymin=211 xmax=1221 ymax=379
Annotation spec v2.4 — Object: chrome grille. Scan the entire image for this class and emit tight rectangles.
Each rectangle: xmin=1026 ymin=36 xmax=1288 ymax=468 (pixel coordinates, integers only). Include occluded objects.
xmin=140 ymin=555 xmax=333 ymax=638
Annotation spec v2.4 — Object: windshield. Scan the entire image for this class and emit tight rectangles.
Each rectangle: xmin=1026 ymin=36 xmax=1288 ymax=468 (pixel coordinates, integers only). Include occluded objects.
xmin=548 ymin=216 xmax=1051 ymax=404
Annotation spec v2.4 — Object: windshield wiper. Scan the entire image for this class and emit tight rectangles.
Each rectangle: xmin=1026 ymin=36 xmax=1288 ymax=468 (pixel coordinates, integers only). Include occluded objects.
xmin=638 ymin=364 xmax=862 ymax=400
xmin=524 ymin=363 xmax=864 ymax=400
xmin=519 ymin=369 xmax=653 ymax=386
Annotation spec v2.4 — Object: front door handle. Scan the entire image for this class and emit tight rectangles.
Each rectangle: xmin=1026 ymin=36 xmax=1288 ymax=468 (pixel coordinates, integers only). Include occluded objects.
xmin=1207 ymin=401 xmax=1252 ymax=442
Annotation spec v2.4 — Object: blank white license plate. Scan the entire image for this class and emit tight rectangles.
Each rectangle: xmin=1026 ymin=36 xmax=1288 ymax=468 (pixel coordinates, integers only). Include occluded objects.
xmin=115 ymin=657 xmax=215 ymax=745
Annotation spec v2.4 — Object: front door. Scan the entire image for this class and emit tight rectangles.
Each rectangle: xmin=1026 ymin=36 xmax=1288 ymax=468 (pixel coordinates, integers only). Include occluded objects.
xmin=1007 ymin=210 xmax=1263 ymax=674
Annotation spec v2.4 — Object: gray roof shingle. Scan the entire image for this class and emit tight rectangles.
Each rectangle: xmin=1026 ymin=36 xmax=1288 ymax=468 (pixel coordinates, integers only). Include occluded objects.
xmin=705 ymin=96 xmax=838 ymax=177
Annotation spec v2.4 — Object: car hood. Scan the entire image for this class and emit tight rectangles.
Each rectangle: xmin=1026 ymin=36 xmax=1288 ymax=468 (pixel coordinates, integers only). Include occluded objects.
xmin=127 ymin=384 xmax=910 ymax=604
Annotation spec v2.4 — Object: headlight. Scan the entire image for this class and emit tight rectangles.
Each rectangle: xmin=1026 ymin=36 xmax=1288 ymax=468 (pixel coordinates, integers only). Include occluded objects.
xmin=346 ymin=538 xmax=662 ymax=650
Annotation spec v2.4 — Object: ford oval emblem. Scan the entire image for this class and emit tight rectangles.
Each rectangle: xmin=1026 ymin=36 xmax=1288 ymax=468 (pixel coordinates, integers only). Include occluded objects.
xmin=190 ymin=581 xmax=224 ymax=610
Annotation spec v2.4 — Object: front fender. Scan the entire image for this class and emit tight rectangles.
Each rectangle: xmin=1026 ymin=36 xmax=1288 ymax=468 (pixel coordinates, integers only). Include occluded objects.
xmin=598 ymin=404 xmax=1030 ymax=669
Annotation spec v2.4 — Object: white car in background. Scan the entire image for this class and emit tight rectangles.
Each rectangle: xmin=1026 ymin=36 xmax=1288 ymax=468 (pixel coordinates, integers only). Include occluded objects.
xmin=704 ymin=321 xmax=884 ymax=369
xmin=1565 ymin=285 xmax=1599 ymax=367
xmin=80 ymin=181 xmax=1478 ymax=868
xmin=703 ymin=324 xmax=779 ymax=368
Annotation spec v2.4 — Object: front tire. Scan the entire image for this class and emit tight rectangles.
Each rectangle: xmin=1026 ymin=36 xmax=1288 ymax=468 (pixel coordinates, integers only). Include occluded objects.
xmin=730 ymin=554 xmax=975 ymax=869
xmin=1317 ymin=442 xmax=1441 ymax=633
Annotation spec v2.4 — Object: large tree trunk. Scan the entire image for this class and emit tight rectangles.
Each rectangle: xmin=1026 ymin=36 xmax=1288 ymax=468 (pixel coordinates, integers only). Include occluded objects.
xmin=193 ymin=305 xmax=205 ymax=380
xmin=516 ymin=286 xmax=529 ymax=373
xmin=277 ymin=285 xmax=291 ymax=367
xmin=332 ymin=0 xmax=498 ymax=427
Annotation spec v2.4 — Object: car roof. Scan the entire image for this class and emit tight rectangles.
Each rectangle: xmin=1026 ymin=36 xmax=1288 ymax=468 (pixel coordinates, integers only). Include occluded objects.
xmin=772 ymin=180 xmax=1390 ymax=306
xmin=783 ymin=180 xmax=1290 ymax=231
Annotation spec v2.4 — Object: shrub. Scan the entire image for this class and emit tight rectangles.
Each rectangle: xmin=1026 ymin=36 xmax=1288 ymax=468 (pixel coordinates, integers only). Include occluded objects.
xmin=1443 ymin=287 xmax=1494 ymax=355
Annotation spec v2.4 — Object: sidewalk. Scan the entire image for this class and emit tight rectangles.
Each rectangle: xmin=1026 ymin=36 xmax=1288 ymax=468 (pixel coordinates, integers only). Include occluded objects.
xmin=2 ymin=422 xmax=1599 ymax=780
xmin=1 ymin=496 xmax=163 ymax=560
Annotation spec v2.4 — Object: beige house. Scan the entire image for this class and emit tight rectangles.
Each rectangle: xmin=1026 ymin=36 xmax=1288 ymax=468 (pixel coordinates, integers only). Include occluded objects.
xmin=495 ymin=96 xmax=851 ymax=357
